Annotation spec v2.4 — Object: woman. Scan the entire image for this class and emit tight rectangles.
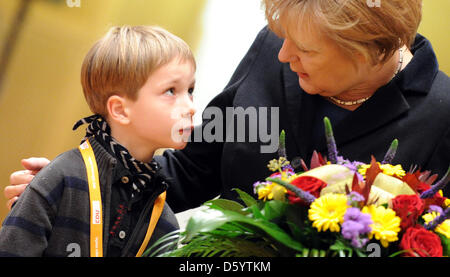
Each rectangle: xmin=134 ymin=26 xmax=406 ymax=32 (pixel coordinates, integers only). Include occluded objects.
xmin=6 ymin=0 xmax=450 ymax=211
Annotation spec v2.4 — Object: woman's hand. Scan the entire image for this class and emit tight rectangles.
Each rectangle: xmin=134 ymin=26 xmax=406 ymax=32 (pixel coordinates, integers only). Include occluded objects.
xmin=4 ymin=157 xmax=50 ymax=210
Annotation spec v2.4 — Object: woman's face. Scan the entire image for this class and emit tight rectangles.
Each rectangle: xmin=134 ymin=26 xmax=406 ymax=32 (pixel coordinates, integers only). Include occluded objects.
xmin=278 ymin=24 xmax=369 ymax=98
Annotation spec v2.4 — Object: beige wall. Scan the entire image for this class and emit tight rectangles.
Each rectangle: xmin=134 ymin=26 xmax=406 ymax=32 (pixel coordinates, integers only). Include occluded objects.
xmin=418 ymin=0 xmax=450 ymax=75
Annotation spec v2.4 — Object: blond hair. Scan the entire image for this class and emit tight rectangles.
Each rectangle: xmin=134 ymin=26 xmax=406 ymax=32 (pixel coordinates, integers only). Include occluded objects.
xmin=263 ymin=0 xmax=422 ymax=65
xmin=81 ymin=25 xmax=196 ymax=117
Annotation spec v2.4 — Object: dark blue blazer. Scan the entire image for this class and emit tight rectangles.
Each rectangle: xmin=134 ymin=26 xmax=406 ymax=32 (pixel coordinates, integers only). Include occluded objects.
xmin=156 ymin=27 xmax=450 ymax=212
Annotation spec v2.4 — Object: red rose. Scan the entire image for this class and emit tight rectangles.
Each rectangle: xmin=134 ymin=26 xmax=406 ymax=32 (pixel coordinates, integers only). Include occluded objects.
xmin=392 ymin=194 xmax=425 ymax=230
xmin=288 ymin=176 xmax=327 ymax=204
xmin=399 ymin=226 xmax=443 ymax=257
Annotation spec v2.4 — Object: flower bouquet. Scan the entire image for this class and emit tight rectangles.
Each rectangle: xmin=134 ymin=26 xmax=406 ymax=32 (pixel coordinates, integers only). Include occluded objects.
xmin=144 ymin=117 xmax=450 ymax=257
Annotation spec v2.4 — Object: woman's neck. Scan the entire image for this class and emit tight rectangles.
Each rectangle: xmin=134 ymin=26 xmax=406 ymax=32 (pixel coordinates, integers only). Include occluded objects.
xmin=330 ymin=46 xmax=413 ymax=111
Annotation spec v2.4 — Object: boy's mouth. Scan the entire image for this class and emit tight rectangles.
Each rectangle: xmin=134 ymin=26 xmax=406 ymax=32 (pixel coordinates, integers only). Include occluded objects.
xmin=178 ymin=126 xmax=194 ymax=136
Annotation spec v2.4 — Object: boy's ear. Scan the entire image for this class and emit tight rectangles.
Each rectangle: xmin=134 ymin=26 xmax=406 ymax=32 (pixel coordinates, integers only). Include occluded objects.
xmin=106 ymin=95 xmax=131 ymax=125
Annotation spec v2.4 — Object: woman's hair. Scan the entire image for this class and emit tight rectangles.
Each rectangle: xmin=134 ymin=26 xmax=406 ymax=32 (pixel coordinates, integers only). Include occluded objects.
xmin=263 ymin=0 xmax=422 ymax=65
xmin=81 ymin=25 xmax=196 ymax=117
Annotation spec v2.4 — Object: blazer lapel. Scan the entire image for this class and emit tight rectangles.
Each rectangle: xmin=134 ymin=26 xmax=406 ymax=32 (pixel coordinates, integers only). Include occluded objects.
xmin=282 ymin=63 xmax=411 ymax=159
xmin=282 ymin=63 xmax=320 ymax=159
xmin=317 ymin=81 xmax=411 ymax=152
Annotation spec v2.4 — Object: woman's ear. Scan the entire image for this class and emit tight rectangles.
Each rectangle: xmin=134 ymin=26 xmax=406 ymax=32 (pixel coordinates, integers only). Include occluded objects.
xmin=106 ymin=95 xmax=131 ymax=125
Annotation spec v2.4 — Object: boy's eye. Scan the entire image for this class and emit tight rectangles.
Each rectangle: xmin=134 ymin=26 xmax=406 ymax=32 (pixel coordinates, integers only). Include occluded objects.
xmin=164 ymin=88 xmax=175 ymax=96
xmin=188 ymin=88 xmax=195 ymax=95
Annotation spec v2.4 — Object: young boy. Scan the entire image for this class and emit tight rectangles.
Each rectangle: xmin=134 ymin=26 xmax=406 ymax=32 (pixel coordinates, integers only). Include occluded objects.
xmin=0 ymin=25 xmax=196 ymax=257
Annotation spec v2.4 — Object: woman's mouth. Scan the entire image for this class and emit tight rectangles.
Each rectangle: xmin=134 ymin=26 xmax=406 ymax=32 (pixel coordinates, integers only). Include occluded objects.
xmin=297 ymin=72 xmax=309 ymax=79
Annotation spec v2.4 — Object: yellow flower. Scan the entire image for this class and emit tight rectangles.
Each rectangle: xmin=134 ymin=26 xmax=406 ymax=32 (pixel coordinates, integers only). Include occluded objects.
xmin=423 ymin=212 xmax=450 ymax=239
xmin=267 ymin=157 xmax=290 ymax=172
xmin=362 ymin=205 xmax=401 ymax=248
xmin=358 ymin=163 xmax=406 ymax=179
xmin=438 ymin=190 xmax=450 ymax=207
xmin=308 ymin=194 xmax=348 ymax=232
xmin=257 ymin=183 xmax=287 ymax=201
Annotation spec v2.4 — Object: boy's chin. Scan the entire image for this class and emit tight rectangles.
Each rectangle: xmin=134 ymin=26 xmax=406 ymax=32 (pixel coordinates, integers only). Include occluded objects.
xmin=170 ymin=141 xmax=189 ymax=150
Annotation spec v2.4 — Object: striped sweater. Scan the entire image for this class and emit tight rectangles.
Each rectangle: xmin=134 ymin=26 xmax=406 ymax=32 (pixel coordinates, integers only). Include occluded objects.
xmin=0 ymin=138 xmax=179 ymax=257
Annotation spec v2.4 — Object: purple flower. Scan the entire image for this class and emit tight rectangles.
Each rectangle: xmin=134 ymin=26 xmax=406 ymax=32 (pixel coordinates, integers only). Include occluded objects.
xmin=324 ymin=117 xmax=338 ymax=164
xmin=253 ymin=181 xmax=270 ymax=194
xmin=421 ymin=166 xmax=450 ymax=199
xmin=337 ymin=156 xmax=365 ymax=182
xmin=382 ymin=139 xmax=398 ymax=165
xmin=427 ymin=205 xmax=444 ymax=215
xmin=281 ymin=164 xmax=295 ymax=173
xmin=341 ymin=207 xmax=372 ymax=248
xmin=425 ymin=207 xmax=450 ymax=231
xmin=347 ymin=191 xmax=365 ymax=206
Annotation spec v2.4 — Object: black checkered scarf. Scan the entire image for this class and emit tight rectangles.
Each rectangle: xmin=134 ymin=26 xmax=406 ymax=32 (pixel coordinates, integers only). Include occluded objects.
xmin=73 ymin=114 xmax=160 ymax=200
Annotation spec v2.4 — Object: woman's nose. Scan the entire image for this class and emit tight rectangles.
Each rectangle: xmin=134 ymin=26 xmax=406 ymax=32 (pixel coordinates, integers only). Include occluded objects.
xmin=278 ymin=38 xmax=297 ymax=64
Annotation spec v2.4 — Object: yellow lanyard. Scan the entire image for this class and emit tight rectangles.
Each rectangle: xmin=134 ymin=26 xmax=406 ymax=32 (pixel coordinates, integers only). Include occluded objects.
xmin=79 ymin=139 xmax=104 ymax=257
xmin=135 ymin=191 xmax=166 ymax=257
xmin=79 ymin=138 xmax=167 ymax=257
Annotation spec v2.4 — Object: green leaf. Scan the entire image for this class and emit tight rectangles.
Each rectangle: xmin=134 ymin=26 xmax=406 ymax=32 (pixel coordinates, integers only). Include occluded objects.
xmin=233 ymin=188 xmax=258 ymax=207
xmin=278 ymin=130 xmax=287 ymax=158
xmin=184 ymin=207 xmax=304 ymax=252
xmin=354 ymin=248 xmax=368 ymax=257
xmin=205 ymin=198 xmax=247 ymax=215
xmin=387 ymin=249 xmax=413 ymax=257
xmin=323 ymin=117 xmax=333 ymax=138
xmin=262 ymin=200 xmax=288 ymax=221
xmin=279 ymin=130 xmax=286 ymax=149
xmin=285 ymin=205 xmax=309 ymax=241
xmin=168 ymin=232 xmax=278 ymax=257
xmin=382 ymin=139 xmax=398 ymax=164
xmin=329 ymin=239 xmax=356 ymax=257
xmin=286 ymin=221 xmax=303 ymax=241
xmin=329 ymin=238 xmax=368 ymax=257
xmin=221 ymin=209 xmax=304 ymax=252
xmin=438 ymin=233 xmax=450 ymax=257
xmin=184 ymin=209 xmax=230 ymax=241
xmin=250 ymin=204 xmax=266 ymax=220
xmin=142 ymin=229 xmax=181 ymax=257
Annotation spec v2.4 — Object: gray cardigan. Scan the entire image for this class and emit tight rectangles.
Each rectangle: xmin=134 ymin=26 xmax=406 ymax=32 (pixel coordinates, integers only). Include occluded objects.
xmin=0 ymin=138 xmax=179 ymax=257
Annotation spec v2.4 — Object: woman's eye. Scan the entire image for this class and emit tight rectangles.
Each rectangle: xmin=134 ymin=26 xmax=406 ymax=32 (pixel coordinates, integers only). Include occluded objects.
xmin=188 ymin=88 xmax=195 ymax=95
xmin=164 ymin=88 xmax=175 ymax=96
xmin=299 ymin=48 xmax=310 ymax=53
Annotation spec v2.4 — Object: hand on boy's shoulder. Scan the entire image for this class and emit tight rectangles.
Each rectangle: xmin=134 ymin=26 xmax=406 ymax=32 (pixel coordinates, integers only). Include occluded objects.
xmin=5 ymin=157 xmax=50 ymax=210
xmin=21 ymin=157 xmax=51 ymax=174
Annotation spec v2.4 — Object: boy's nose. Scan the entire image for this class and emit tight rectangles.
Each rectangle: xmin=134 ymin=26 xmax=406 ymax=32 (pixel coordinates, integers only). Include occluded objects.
xmin=186 ymin=104 xmax=196 ymax=118
xmin=181 ymin=94 xmax=196 ymax=118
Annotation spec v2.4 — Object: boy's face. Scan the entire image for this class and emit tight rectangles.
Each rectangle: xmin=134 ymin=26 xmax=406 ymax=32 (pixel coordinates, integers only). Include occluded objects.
xmin=124 ymin=57 xmax=196 ymax=151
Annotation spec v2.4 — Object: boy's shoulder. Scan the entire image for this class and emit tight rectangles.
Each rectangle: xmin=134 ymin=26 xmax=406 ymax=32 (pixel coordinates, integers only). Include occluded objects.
xmin=38 ymin=147 xmax=85 ymax=177
xmin=29 ymin=147 xmax=87 ymax=195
